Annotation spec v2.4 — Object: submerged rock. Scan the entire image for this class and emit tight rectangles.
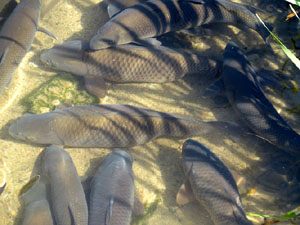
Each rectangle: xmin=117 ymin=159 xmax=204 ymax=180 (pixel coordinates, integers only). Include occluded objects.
xmin=22 ymin=73 xmax=98 ymax=114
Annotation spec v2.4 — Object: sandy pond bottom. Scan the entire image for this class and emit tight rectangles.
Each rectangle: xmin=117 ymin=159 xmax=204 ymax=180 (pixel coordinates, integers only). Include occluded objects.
xmin=0 ymin=0 xmax=300 ymax=224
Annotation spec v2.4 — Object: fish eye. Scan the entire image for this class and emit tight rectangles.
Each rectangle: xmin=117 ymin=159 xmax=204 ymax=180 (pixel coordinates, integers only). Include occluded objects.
xmin=27 ymin=136 xmax=36 ymax=142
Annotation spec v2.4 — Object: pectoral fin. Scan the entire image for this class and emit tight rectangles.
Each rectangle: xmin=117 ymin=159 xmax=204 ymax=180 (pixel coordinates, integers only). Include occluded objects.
xmin=107 ymin=4 xmax=121 ymax=18
xmin=133 ymin=38 xmax=162 ymax=47
xmin=203 ymin=78 xmax=230 ymax=107
xmin=68 ymin=203 xmax=78 ymax=225
xmin=84 ymin=76 xmax=107 ymax=98
xmin=0 ymin=47 xmax=9 ymax=65
xmin=203 ymin=77 xmax=225 ymax=98
xmin=37 ymin=27 xmax=58 ymax=40
xmin=176 ymin=180 xmax=196 ymax=205
xmin=0 ymin=168 xmax=6 ymax=195
xmin=132 ymin=196 xmax=145 ymax=216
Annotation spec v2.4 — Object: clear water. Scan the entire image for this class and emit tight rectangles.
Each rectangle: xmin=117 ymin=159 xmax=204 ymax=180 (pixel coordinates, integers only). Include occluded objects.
xmin=0 ymin=0 xmax=300 ymax=224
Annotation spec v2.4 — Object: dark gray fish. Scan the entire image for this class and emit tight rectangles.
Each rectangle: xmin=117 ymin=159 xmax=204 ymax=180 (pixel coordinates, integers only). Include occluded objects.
xmin=0 ymin=0 xmax=55 ymax=94
xmin=9 ymin=104 xmax=231 ymax=148
xmin=177 ymin=139 xmax=252 ymax=225
xmin=90 ymin=0 xmax=272 ymax=50
xmin=41 ymin=145 xmax=88 ymax=225
xmin=40 ymin=40 xmax=220 ymax=97
xmin=206 ymin=42 xmax=300 ymax=153
xmin=89 ymin=150 xmax=134 ymax=225
xmin=20 ymin=176 xmax=54 ymax=225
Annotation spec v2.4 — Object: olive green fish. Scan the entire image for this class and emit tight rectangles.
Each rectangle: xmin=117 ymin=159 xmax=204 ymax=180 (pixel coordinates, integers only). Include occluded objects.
xmin=9 ymin=104 xmax=230 ymax=148
xmin=41 ymin=145 xmax=88 ymax=225
xmin=0 ymin=0 xmax=56 ymax=94
xmin=40 ymin=40 xmax=220 ymax=97
xmin=90 ymin=0 xmax=272 ymax=50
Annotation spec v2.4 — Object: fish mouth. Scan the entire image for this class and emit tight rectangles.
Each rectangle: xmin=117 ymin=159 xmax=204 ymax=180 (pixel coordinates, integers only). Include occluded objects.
xmin=114 ymin=150 xmax=132 ymax=162
xmin=8 ymin=122 xmax=21 ymax=139
xmin=8 ymin=121 xmax=34 ymax=142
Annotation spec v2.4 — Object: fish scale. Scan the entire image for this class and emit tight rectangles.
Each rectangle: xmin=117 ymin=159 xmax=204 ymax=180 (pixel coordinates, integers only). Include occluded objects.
xmin=9 ymin=104 xmax=228 ymax=148
xmin=90 ymin=0 xmax=272 ymax=50
xmin=222 ymin=43 xmax=300 ymax=153
xmin=89 ymin=150 xmax=135 ymax=225
xmin=0 ymin=0 xmax=42 ymax=94
xmin=41 ymin=146 xmax=88 ymax=225
xmin=181 ymin=139 xmax=252 ymax=225
xmin=84 ymin=44 xmax=218 ymax=83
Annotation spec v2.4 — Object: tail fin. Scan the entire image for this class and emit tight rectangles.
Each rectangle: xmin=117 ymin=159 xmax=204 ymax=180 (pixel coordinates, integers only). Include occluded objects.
xmin=41 ymin=0 xmax=62 ymax=18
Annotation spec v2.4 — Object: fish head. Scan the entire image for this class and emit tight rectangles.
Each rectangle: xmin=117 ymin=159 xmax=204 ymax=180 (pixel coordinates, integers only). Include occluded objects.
xmin=181 ymin=139 xmax=212 ymax=174
xmin=8 ymin=113 xmax=63 ymax=145
xmin=182 ymin=139 xmax=207 ymax=159
xmin=41 ymin=145 xmax=71 ymax=175
xmin=224 ymin=42 xmax=245 ymax=60
xmin=223 ymin=42 xmax=253 ymax=76
xmin=40 ymin=40 xmax=89 ymax=76
xmin=101 ymin=150 xmax=133 ymax=170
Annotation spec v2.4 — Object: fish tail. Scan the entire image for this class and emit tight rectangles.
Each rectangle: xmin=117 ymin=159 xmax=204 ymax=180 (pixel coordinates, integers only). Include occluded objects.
xmin=40 ymin=0 xmax=61 ymax=18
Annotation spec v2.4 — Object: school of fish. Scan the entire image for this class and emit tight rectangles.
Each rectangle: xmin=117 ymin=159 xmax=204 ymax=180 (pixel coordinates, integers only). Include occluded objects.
xmin=0 ymin=0 xmax=299 ymax=224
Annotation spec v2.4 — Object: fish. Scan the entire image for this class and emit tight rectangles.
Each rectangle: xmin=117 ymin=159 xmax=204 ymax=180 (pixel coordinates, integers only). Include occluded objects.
xmin=8 ymin=104 xmax=233 ymax=148
xmin=89 ymin=150 xmax=135 ymax=225
xmin=177 ymin=139 xmax=252 ymax=225
xmin=40 ymin=40 xmax=221 ymax=97
xmin=89 ymin=0 xmax=272 ymax=50
xmin=0 ymin=0 xmax=56 ymax=94
xmin=41 ymin=145 xmax=88 ymax=225
xmin=20 ymin=176 xmax=54 ymax=225
xmin=205 ymin=42 xmax=300 ymax=154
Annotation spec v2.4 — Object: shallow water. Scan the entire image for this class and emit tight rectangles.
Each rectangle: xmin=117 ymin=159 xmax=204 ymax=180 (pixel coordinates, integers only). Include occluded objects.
xmin=0 ymin=0 xmax=300 ymax=224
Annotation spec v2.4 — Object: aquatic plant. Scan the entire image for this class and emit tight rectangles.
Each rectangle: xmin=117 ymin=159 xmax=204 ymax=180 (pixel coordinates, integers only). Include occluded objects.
xmin=247 ymin=207 xmax=300 ymax=224
xmin=284 ymin=0 xmax=300 ymax=6
xmin=256 ymin=14 xmax=300 ymax=70
xmin=22 ymin=73 xmax=98 ymax=114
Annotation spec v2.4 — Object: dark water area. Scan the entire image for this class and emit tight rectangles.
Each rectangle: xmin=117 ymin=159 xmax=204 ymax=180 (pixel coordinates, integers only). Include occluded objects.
xmin=0 ymin=0 xmax=300 ymax=224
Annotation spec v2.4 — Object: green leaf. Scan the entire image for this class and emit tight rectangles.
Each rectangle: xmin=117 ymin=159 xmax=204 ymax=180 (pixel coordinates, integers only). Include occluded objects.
xmin=256 ymin=14 xmax=300 ymax=70
xmin=289 ymin=4 xmax=300 ymax=20
xmin=247 ymin=208 xmax=300 ymax=222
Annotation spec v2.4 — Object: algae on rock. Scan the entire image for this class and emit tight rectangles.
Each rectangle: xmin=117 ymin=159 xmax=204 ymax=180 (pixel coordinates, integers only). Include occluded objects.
xmin=23 ymin=73 xmax=98 ymax=114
